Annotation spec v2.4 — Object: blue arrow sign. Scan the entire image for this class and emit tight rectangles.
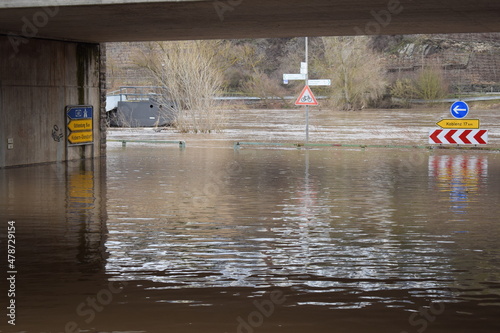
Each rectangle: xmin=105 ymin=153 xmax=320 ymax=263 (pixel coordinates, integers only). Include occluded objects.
xmin=67 ymin=106 xmax=93 ymax=120
xmin=450 ymin=101 xmax=469 ymax=119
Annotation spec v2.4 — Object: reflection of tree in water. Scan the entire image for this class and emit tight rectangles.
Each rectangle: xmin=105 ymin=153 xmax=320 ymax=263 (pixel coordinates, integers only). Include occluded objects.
xmin=102 ymin=149 xmax=480 ymax=305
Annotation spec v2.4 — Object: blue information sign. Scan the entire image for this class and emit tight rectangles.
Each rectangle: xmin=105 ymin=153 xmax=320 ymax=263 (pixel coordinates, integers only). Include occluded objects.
xmin=67 ymin=106 xmax=93 ymax=120
xmin=450 ymin=101 xmax=469 ymax=119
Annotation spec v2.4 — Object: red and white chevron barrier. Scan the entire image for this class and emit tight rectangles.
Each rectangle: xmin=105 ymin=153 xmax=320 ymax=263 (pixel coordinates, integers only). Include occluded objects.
xmin=429 ymin=129 xmax=488 ymax=145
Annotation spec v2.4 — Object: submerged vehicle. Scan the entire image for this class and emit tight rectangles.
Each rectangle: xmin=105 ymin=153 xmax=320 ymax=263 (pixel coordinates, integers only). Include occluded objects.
xmin=106 ymin=86 xmax=176 ymax=127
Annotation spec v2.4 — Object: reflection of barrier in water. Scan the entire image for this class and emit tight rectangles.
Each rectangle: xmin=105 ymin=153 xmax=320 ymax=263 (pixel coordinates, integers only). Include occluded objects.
xmin=429 ymin=155 xmax=487 ymax=213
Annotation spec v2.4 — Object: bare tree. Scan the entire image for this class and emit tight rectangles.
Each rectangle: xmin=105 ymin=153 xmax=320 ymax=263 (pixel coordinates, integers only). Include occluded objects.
xmin=225 ymin=42 xmax=287 ymax=106
xmin=135 ymin=40 xmax=229 ymax=133
xmin=242 ymin=70 xmax=288 ymax=108
xmin=318 ymin=36 xmax=387 ymax=110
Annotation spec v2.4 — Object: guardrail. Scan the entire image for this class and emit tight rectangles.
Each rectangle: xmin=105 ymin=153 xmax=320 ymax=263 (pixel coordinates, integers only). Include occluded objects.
xmin=234 ymin=142 xmax=500 ymax=151
xmin=395 ymin=94 xmax=500 ymax=104
xmin=108 ymin=139 xmax=186 ymax=148
xmin=233 ymin=142 xmax=433 ymax=150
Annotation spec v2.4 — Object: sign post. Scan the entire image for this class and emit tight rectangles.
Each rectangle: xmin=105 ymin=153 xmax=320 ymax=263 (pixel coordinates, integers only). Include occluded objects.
xmin=436 ymin=119 xmax=479 ymax=129
xmin=308 ymin=79 xmax=332 ymax=86
xmin=295 ymin=86 xmax=318 ymax=106
xmin=305 ymin=37 xmax=309 ymax=144
xmin=283 ymin=74 xmax=306 ymax=81
xmin=429 ymin=129 xmax=488 ymax=145
xmin=450 ymin=101 xmax=469 ymax=119
xmin=284 ymin=37 xmax=331 ymax=144
xmin=429 ymin=102 xmax=488 ymax=145
xmin=66 ymin=105 xmax=94 ymax=146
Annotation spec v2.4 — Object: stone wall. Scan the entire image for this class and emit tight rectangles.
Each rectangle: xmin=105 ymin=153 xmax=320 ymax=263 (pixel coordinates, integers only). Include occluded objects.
xmin=385 ymin=34 xmax=500 ymax=92
xmin=106 ymin=42 xmax=153 ymax=91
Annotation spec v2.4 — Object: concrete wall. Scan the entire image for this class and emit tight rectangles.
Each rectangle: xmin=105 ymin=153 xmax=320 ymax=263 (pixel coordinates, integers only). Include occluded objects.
xmin=0 ymin=0 xmax=201 ymax=8
xmin=1 ymin=1 xmax=499 ymax=43
xmin=0 ymin=36 xmax=105 ymax=168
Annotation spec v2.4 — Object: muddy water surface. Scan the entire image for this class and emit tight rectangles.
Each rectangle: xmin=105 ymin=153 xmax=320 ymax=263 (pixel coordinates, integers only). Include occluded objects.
xmin=1 ymin=108 xmax=500 ymax=333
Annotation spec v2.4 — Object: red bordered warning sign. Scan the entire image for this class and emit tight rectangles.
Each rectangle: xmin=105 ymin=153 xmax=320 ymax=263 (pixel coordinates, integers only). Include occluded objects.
xmin=295 ymin=85 xmax=318 ymax=106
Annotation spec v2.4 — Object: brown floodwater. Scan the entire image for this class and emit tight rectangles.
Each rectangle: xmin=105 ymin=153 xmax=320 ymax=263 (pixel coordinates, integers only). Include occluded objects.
xmin=1 ymin=108 xmax=500 ymax=333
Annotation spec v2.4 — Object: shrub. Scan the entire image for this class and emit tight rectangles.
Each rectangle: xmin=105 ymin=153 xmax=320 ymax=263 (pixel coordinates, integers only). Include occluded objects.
xmin=414 ymin=65 xmax=449 ymax=100
xmin=319 ymin=37 xmax=387 ymax=110
xmin=135 ymin=41 xmax=228 ymax=133
xmin=390 ymin=78 xmax=418 ymax=107
xmin=242 ymin=71 xmax=287 ymax=108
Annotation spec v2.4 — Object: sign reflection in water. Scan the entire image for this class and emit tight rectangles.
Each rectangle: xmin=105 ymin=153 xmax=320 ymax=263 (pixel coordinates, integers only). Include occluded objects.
xmin=429 ymin=155 xmax=487 ymax=214
xmin=3 ymin=146 xmax=500 ymax=332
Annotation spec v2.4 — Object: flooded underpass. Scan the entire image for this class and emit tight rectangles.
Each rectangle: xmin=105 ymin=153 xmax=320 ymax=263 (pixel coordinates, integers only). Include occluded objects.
xmin=1 ymin=108 xmax=500 ymax=332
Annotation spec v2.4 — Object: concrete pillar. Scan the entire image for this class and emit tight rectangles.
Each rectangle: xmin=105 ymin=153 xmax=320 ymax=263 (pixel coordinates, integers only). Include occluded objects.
xmin=0 ymin=36 xmax=104 ymax=168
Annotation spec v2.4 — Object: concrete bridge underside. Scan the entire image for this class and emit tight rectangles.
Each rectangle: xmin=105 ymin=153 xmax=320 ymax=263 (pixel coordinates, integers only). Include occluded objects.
xmin=1 ymin=0 xmax=500 ymax=42
xmin=1 ymin=0 xmax=500 ymax=168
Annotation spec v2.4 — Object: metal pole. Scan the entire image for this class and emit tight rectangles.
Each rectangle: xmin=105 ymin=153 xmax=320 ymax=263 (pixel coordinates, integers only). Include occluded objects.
xmin=305 ymin=37 xmax=309 ymax=144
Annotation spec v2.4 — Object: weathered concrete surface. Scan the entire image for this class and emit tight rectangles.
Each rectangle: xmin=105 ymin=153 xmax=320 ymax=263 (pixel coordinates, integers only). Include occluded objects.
xmin=0 ymin=1 xmax=499 ymax=44
xmin=0 ymin=37 xmax=103 ymax=168
xmin=0 ymin=0 xmax=204 ymax=8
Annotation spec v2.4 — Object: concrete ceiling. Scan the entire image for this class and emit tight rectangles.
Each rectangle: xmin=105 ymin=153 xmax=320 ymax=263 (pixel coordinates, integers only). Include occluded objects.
xmin=0 ymin=0 xmax=499 ymax=43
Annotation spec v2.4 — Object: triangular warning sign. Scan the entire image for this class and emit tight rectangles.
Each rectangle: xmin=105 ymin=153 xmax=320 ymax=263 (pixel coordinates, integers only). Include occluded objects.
xmin=295 ymin=85 xmax=318 ymax=106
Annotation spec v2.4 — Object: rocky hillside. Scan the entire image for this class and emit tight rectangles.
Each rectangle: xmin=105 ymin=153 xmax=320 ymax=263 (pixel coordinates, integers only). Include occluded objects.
xmin=106 ymin=33 xmax=500 ymax=94
xmin=378 ymin=34 xmax=500 ymax=92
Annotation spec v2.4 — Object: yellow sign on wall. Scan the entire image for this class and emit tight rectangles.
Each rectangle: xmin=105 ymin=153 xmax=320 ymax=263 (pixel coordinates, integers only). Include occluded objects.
xmin=66 ymin=105 xmax=94 ymax=146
